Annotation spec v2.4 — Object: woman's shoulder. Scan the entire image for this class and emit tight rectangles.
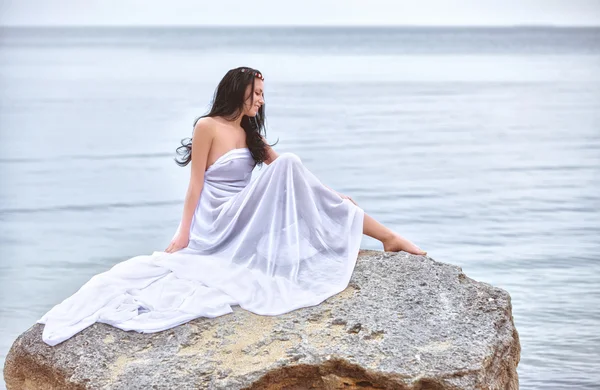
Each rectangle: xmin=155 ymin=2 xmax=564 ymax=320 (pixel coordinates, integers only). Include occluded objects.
xmin=196 ymin=116 xmax=236 ymax=133
xmin=194 ymin=116 xmax=218 ymax=130
xmin=192 ymin=117 xmax=218 ymax=145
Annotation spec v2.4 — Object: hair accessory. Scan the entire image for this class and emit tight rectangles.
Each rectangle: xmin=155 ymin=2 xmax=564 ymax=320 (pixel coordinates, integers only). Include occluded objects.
xmin=241 ymin=68 xmax=264 ymax=80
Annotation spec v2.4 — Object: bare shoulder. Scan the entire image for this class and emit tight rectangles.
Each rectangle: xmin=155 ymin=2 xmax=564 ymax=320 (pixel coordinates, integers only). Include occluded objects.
xmin=190 ymin=118 xmax=217 ymax=168
xmin=192 ymin=117 xmax=218 ymax=143
xmin=193 ymin=117 xmax=218 ymax=134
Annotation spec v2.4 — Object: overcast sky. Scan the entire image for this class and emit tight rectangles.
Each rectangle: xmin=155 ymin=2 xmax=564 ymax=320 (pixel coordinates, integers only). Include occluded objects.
xmin=1 ymin=0 xmax=599 ymax=27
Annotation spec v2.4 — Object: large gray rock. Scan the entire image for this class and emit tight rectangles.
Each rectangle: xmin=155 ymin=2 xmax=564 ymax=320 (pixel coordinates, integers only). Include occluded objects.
xmin=4 ymin=250 xmax=520 ymax=389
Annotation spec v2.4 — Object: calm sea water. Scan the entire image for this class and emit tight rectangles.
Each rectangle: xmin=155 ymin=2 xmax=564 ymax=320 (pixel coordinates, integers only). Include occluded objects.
xmin=1 ymin=27 xmax=599 ymax=389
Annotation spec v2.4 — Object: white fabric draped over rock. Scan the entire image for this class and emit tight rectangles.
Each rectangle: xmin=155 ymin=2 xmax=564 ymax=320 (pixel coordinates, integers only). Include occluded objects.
xmin=38 ymin=149 xmax=365 ymax=346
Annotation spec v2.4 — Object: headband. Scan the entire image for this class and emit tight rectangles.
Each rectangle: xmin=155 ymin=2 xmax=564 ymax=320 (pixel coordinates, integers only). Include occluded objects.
xmin=240 ymin=68 xmax=264 ymax=80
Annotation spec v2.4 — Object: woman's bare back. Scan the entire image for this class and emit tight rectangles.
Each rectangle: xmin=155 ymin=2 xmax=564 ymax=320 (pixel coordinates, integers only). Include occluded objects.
xmin=204 ymin=117 xmax=248 ymax=171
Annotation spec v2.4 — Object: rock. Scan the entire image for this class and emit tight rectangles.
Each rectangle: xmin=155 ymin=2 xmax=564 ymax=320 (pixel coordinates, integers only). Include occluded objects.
xmin=3 ymin=250 xmax=520 ymax=389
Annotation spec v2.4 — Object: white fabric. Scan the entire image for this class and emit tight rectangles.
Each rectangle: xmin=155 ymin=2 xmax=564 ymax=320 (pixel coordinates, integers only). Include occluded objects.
xmin=38 ymin=149 xmax=364 ymax=346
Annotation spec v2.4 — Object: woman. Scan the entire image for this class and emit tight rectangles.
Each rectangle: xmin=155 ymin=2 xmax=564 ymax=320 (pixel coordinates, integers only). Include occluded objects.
xmin=37 ymin=66 xmax=426 ymax=346
xmin=166 ymin=66 xmax=426 ymax=256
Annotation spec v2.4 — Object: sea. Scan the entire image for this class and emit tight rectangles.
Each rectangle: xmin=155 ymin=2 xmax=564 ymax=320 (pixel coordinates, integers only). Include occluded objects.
xmin=0 ymin=26 xmax=599 ymax=389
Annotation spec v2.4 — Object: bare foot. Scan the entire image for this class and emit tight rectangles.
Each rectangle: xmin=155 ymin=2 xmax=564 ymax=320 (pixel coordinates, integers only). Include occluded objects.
xmin=383 ymin=234 xmax=427 ymax=256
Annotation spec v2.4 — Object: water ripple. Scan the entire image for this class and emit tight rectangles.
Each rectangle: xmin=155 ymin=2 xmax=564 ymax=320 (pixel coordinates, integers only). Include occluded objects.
xmin=0 ymin=200 xmax=180 ymax=215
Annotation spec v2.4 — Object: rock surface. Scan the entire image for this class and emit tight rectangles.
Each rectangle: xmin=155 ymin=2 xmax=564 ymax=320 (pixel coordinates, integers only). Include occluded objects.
xmin=4 ymin=250 xmax=520 ymax=389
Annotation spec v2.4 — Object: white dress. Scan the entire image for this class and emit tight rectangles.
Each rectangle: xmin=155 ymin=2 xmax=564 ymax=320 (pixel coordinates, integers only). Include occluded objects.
xmin=38 ymin=149 xmax=365 ymax=346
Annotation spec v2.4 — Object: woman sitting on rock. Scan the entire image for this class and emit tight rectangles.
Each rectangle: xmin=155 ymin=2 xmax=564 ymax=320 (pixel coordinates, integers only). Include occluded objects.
xmin=37 ymin=66 xmax=427 ymax=346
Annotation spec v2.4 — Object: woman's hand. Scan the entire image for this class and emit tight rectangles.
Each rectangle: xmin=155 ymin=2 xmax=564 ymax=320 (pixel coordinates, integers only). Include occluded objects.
xmin=337 ymin=192 xmax=358 ymax=206
xmin=165 ymin=232 xmax=189 ymax=253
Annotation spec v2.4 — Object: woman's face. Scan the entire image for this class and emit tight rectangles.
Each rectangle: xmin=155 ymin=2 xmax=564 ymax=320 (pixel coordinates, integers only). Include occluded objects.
xmin=242 ymin=78 xmax=264 ymax=117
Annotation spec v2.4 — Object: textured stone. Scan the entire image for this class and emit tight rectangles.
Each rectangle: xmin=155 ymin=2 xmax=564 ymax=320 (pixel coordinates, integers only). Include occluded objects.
xmin=3 ymin=250 xmax=520 ymax=389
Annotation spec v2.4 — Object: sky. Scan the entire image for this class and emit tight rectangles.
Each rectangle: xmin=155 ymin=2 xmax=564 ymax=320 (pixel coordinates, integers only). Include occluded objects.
xmin=1 ymin=0 xmax=599 ymax=27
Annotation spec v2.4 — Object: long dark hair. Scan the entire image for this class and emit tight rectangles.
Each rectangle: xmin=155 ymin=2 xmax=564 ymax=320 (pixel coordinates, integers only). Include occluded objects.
xmin=174 ymin=66 xmax=276 ymax=168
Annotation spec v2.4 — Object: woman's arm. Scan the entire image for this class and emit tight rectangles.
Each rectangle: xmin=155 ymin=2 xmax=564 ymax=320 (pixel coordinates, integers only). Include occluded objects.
xmin=262 ymin=135 xmax=279 ymax=165
xmin=178 ymin=118 xmax=216 ymax=237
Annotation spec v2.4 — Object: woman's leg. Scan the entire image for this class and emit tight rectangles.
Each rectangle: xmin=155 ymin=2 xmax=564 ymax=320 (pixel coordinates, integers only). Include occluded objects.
xmin=363 ymin=212 xmax=427 ymax=255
